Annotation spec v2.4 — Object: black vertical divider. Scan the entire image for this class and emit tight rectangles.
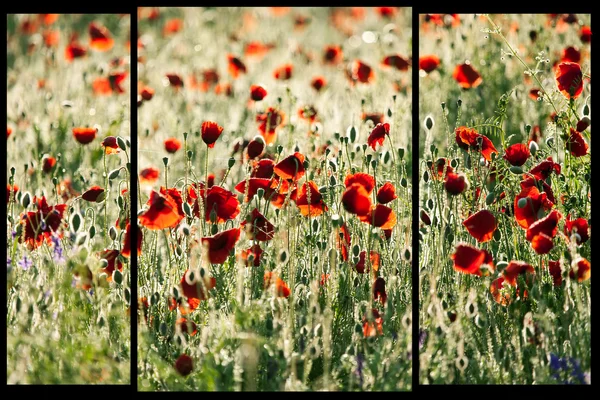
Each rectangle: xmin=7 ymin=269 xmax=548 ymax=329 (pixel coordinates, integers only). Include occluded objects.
xmin=129 ymin=8 xmax=138 ymax=392
xmin=411 ymin=8 xmax=420 ymax=392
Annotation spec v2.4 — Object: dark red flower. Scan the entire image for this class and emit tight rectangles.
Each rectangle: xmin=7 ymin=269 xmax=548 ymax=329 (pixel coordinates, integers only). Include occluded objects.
xmin=564 ymin=215 xmax=590 ymax=244
xmin=444 ymin=173 xmax=467 ymax=195
xmin=42 ymin=155 xmax=56 ymax=173
xmin=520 ymin=177 xmax=556 ymax=204
xmin=250 ymin=85 xmax=267 ymax=101
xmin=503 ymin=261 xmax=534 ymax=286
xmin=139 ymin=167 xmax=160 ymax=184
xmin=359 ymin=204 xmax=396 ymax=229
xmin=138 ymin=190 xmax=183 ymax=230
xmin=453 ymin=63 xmax=482 ymax=89
xmin=455 ymin=126 xmax=498 ymax=162
xmin=252 ymin=159 xmax=275 ymax=179
xmin=189 ymin=185 xmax=240 ymax=223
xmin=576 ymin=117 xmax=590 ymax=132
xmin=295 ymin=181 xmax=328 ymax=217
xmin=235 ymin=178 xmax=272 ymax=202
xmin=555 ymin=62 xmax=583 ymax=99
xmin=102 ymin=136 xmax=120 ymax=154
xmin=338 ymin=223 xmax=351 ymax=262
xmin=569 ymin=258 xmax=590 ymax=282
xmin=345 ymin=173 xmax=375 ymax=193
xmin=311 ymin=76 xmax=326 ymax=91
xmin=362 ymin=113 xmax=385 ymax=125
xmin=180 ymin=269 xmax=216 ymax=313
xmin=201 ymin=228 xmax=241 ymax=264
xmin=529 ymin=88 xmax=542 ymax=101
xmin=419 ymin=55 xmax=440 ymax=73
xmin=382 ymin=54 xmax=410 ymax=71
xmin=72 ymin=127 xmax=97 ymax=145
xmin=246 ymin=137 xmax=265 ymax=159
xmin=228 ymin=55 xmax=247 ymax=78
xmin=98 ymin=249 xmax=123 ymax=281
xmin=201 ymin=121 xmax=224 ymax=148
xmin=65 ymin=42 xmax=87 ymax=61
xmin=89 ymin=22 xmax=114 ymax=51
xmin=367 ymin=123 xmax=390 ymax=150
xmin=548 ymin=260 xmax=563 ymax=286
xmin=376 ymin=7 xmax=396 ymax=17
xmin=20 ymin=196 xmax=66 ymax=248
xmin=580 ymin=26 xmax=592 ymax=43
xmin=561 ymin=46 xmax=581 ymax=63
xmin=463 ymin=210 xmax=497 ymax=243
xmin=92 ymin=72 xmax=127 ymax=95
xmin=451 ymin=243 xmax=493 ymax=276
xmin=177 ymin=318 xmax=198 ymax=336
xmin=362 ymin=308 xmax=383 ymax=337
xmin=503 ymin=143 xmax=530 ymax=166
xmin=528 ymin=157 xmax=561 ymax=180
xmin=139 ymin=85 xmax=154 ymax=101
xmin=514 ymin=186 xmax=553 ymax=229
xmin=174 ymin=354 xmax=193 ymax=376
xmin=274 ymin=152 xmax=305 ymax=181
xmin=81 ymin=186 xmax=105 ymax=202
xmin=122 ymin=222 xmax=142 ymax=258
xmin=526 ymin=209 xmax=562 ymax=242
xmin=350 ymin=60 xmax=374 ymax=84
xmin=342 ymin=184 xmax=372 ymax=216
xmin=256 ymin=107 xmax=285 ymax=145
xmin=567 ymin=128 xmax=589 ymax=157
xmin=164 ymin=137 xmax=182 ymax=153
xmin=240 ymin=244 xmax=263 ymax=267
xmin=323 ymin=45 xmax=343 ymax=64
xmin=531 ymin=232 xmax=554 ymax=254
xmin=241 ymin=208 xmax=275 ymax=241
xmin=376 ymin=182 xmax=397 ymax=204
xmin=166 ymin=73 xmax=184 ymax=88
xmin=373 ymin=277 xmax=387 ymax=304
xmin=354 ymin=251 xmax=380 ymax=274
xmin=273 ymin=64 xmax=293 ymax=80
xmin=264 ymin=271 xmax=290 ymax=298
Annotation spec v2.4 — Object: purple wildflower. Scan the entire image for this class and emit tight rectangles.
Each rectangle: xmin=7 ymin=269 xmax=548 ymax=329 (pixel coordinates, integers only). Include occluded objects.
xmin=18 ymin=255 xmax=33 ymax=270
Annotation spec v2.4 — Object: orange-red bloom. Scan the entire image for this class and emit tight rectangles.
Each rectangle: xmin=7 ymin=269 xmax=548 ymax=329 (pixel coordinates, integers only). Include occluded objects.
xmin=376 ymin=182 xmax=397 ymax=204
xmin=163 ymin=18 xmax=183 ymax=36
xmin=362 ymin=308 xmax=383 ymax=337
xmin=93 ymin=72 xmax=127 ymax=95
xmin=526 ymin=209 xmax=562 ymax=242
xmin=274 ymin=152 xmax=305 ymax=181
xmin=180 ymin=269 xmax=216 ymax=313
xmin=528 ymin=157 xmax=561 ymax=181
xmin=503 ymin=261 xmax=534 ymax=286
xmin=367 ymin=123 xmax=390 ymax=150
xmin=138 ymin=190 xmax=183 ymax=230
xmin=139 ymin=167 xmax=160 ymax=184
xmin=89 ymin=22 xmax=114 ymax=51
xmin=354 ymin=251 xmax=380 ymax=274
xmin=514 ymin=185 xmax=553 ymax=229
xmin=98 ymin=249 xmax=123 ymax=280
xmin=490 ymin=277 xmax=511 ymax=306
xmin=382 ymin=54 xmax=410 ymax=71
xmin=503 ymin=143 xmax=530 ymax=166
xmin=567 ymin=128 xmax=589 ymax=157
xmin=201 ymin=228 xmax=240 ymax=264
xmin=241 ymin=208 xmax=275 ymax=241
xmin=342 ymin=183 xmax=372 ymax=216
xmin=189 ymin=185 xmax=240 ymax=223
xmin=463 ymin=210 xmax=497 ymax=243
xmin=72 ymin=127 xmax=97 ymax=145
xmin=264 ymin=271 xmax=291 ymax=298
xmin=81 ymin=186 xmax=104 ymax=202
xmin=295 ymin=181 xmax=328 ymax=217
xmin=228 ymin=55 xmax=247 ymax=78
xmin=42 ymin=155 xmax=56 ymax=173
xmin=122 ymin=222 xmax=142 ymax=258
xmin=311 ymin=76 xmax=326 ymax=91
xmin=430 ymin=158 xmax=453 ymax=180
xmin=444 ymin=172 xmax=467 ymax=195
xmin=580 ymin=26 xmax=592 ymax=43
xmin=453 ymin=63 xmax=482 ymax=89
xmin=555 ymin=62 xmax=583 ymax=99
xmin=256 ymin=107 xmax=285 ymax=145
xmin=273 ymin=64 xmax=293 ymax=80
xmin=350 ymin=60 xmax=374 ymax=84
xmin=564 ymin=215 xmax=590 ymax=244
xmin=102 ymin=136 xmax=120 ymax=154
xmin=451 ymin=243 xmax=493 ymax=276
xmin=6 ymin=184 xmax=18 ymax=204
xmin=164 ymin=137 xmax=182 ymax=153
xmin=455 ymin=126 xmax=498 ymax=162
xmin=201 ymin=121 xmax=224 ymax=148
xmin=419 ymin=55 xmax=440 ymax=73
xmin=359 ymin=204 xmax=396 ymax=229
xmin=569 ymin=258 xmax=590 ymax=282
xmin=250 ymin=85 xmax=267 ymax=101
xmin=20 ymin=196 xmax=66 ymax=248
xmin=65 ymin=42 xmax=87 ymax=61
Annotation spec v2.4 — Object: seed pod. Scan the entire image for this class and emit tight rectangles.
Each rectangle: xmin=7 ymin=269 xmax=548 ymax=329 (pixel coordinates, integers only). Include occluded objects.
xmin=113 ymin=269 xmax=123 ymax=285
xmin=117 ymin=137 xmax=127 ymax=151
xmin=485 ymin=192 xmax=496 ymax=205
xmin=509 ymin=166 xmax=524 ymax=174
xmin=425 ymin=116 xmax=434 ymax=130
xmin=21 ymin=192 xmax=31 ymax=208
xmin=71 ymin=213 xmax=82 ymax=232
xmin=109 ymin=226 xmax=118 ymax=241
xmin=89 ymin=225 xmax=96 ymax=239
xmin=108 ymin=168 xmax=120 ymax=180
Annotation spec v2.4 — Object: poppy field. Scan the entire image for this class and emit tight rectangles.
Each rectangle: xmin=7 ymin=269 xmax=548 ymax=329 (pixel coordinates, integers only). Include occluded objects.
xmin=418 ymin=14 xmax=591 ymax=384
xmin=6 ymin=14 xmax=131 ymax=383
xmin=136 ymin=7 xmax=412 ymax=391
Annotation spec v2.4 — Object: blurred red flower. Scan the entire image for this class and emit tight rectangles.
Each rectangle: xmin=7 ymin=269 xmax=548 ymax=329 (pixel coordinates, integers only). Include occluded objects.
xmin=201 ymin=121 xmax=224 ymax=148
xmin=72 ymin=127 xmax=97 ymax=145
xmin=138 ymin=190 xmax=183 ymax=230
xmin=419 ymin=55 xmax=440 ymax=73
xmin=451 ymin=243 xmax=493 ymax=276
xmin=20 ymin=196 xmax=66 ymax=248
xmin=164 ymin=137 xmax=182 ymax=153
xmin=367 ymin=123 xmax=390 ymax=150
xmin=503 ymin=143 xmax=530 ymax=166
xmin=555 ymin=62 xmax=583 ymax=99
xmin=201 ymin=228 xmax=241 ymax=264
xmin=295 ymin=181 xmax=328 ymax=217
xmin=453 ymin=63 xmax=482 ymax=89
xmin=89 ymin=22 xmax=114 ymax=51
xmin=274 ymin=152 xmax=305 ymax=181
xmin=463 ymin=210 xmax=497 ymax=243
xmin=250 ymin=85 xmax=267 ymax=101
xmin=241 ymin=208 xmax=275 ymax=241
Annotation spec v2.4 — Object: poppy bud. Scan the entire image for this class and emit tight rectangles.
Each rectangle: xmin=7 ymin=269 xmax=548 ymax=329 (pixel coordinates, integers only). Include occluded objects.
xmin=113 ymin=269 xmax=123 ymax=285
xmin=529 ymin=141 xmax=538 ymax=155
xmin=109 ymin=226 xmax=118 ymax=241
xmin=71 ymin=213 xmax=81 ymax=232
xmin=509 ymin=166 xmax=523 ymax=174
xmin=117 ymin=136 xmax=127 ymax=151
xmin=108 ymin=168 xmax=120 ymax=180
xmin=21 ymin=192 xmax=31 ymax=208
xmin=398 ymin=148 xmax=405 ymax=159
xmin=583 ymin=104 xmax=590 ymax=116
xmin=89 ymin=225 xmax=96 ymax=239
xmin=162 ymin=157 xmax=169 ymax=166
xmin=425 ymin=116 xmax=434 ymax=130
xmin=181 ymin=224 xmax=190 ymax=236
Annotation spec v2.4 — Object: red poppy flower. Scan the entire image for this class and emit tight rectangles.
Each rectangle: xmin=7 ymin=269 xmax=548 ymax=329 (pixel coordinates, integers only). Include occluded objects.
xmin=296 ymin=181 xmax=328 ymax=217
xmin=503 ymin=143 xmax=530 ymax=166
xmin=342 ymin=184 xmax=372 ymax=216
xmin=520 ymin=177 xmax=556 ymax=204
xmin=201 ymin=121 xmax=224 ymax=149
xmin=89 ymin=22 xmax=114 ymax=51
xmin=382 ymin=54 xmax=410 ymax=71
xmin=65 ymin=42 xmax=87 ymax=61
xmin=274 ymin=152 xmax=305 ymax=181
xmin=240 ymin=244 xmax=263 ymax=267
xmin=180 ymin=269 xmax=217 ymax=312
xmin=139 ymin=167 xmax=160 ymax=184
xmin=7 ymin=127 xmax=12 ymax=139
xmin=350 ymin=60 xmax=375 ymax=84
xmin=256 ymin=108 xmax=285 ymax=145
xmin=250 ymin=85 xmax=267 ymax=101
xmin=20 ymin=196 xmax=67 ymax=248
xmin=163 ymin=18 xmax=183 ymax=36
xmin=214 ymin=83 xmax=233 ymax=96
xmin=419 ymin=55 xmax=440 ymax=73
xmin=503 ymin=261 xmax=535 ymax=286
xmin=567 ymin=128 xmax=589 ymax=157
xmin=451 ymin=243 xmax=493 ymax=276
xmin=273 ymin=64 xmax=293 ymax=80
xmin=561 ymin=46 xmax=581 ymax=63
xmin=6 ymin=184 xmax=18 ymax=204
xmin=42 ymin=14 xmax=59 ymax=25
xmin=531 ymin=232 xmax=554 ymax=254
xmin=298 ymin=105 xmax=318 ymax=122
xmin=555 ymin=62 xmax=583 ymax=99
xmin=42 ymin=155 xmax=56 ymax=173
xmin=122 ymin=222 xmax=142 ymax=258
xmin=190 ymin=185 xmax=240 ymax=223
xmin=526 ymin=209 xmax=562 ymax=242
xmin=228 ymin=55 xmax=247 ymax=78
xmin=98 ymin=249 xmax=123 ymax=281
xmin=319 ymin=274 xmax=330 ymax=286
xmin=529 ymin=88 xmax=542 ymax=101
xmin=241 ymin=208 xmax=275 ymax=241
xmin=354 ymin=251 xmax=380 ymax=274
xmin=453 ymin=63 xmax=482 ymax=89
xmin=490 ymin=277 xmax=511 ymax=306
xmin=362 ymin=113 xmax=385 ymax=125
xmin=246 ymin=137 xmax=265 ymax=159
xmin=72 ymin=127 xmax=97 ymax=145
xmin=177 ymin=318 xmax=198 ymax=336
xmin=580 ymin=26 xmax=592 ymax=43
xmin=345 ymin=173 xmax=375 ymax=193
xmin=337 ymin=223 xmax=351 ymax=262
xmin=373 ymin=277 xmax=387 ymax=304
xmin=576 ymin=117 xmax=590 ymax=132
xmin=463 ymin=210 xmax=497 ymax=243
xmin=376 ymin=182 xmax=397 ymax=204
xmin=311 ymin=76 xmax=326 ymax=91
xmin=159 ymin=187 xmax=184 ymax=218
xmin=569 ymin=258 xmax=590 ymax=282
xmin=201 ymin=228 xmax=240 ymax=264
xmin=166 ymin=73 xmax=184 ymax=88
xmin=376 ymin=7 xmax=396 ymax=17
xmin=102 ymin=136 xmax=120 ymax=154
xmin=139 ymin=85 xmax=154 ymax=101
xmin=444 ymin=172 xmax=467 ymax=195
xmin=362 ymin=308 xmax=383 ymax=337
xmin=564 ymin=215 xmax=590 ymax=244
xmin=235 ymin=178 xmax=272 ymax=202
xmin=514 ymin=186 xmax=553 ymax=229
xmin=547 ymin=260 xmax=563 ymax=286
xmin=164 ymin=137 xmax=182 ymax=153
xmin=42 ymin=30 xmax=59 ymax=47
xmin=528 ymin=157 xmax=561 ymax=180
xmin=252 ymin=159 xmax=275 ymax=179
xmin=93 ymin=72 xmax=127 ymax=95
xmin=323 ymin=45 xmax=343 ymax=64
xmin=244 ymin=41 xmax=274 ymax=58
xmin=359 ymin=204 xmax=396 ymax=229
xmin=138 ymin=190 xmax=183 ymax=230
xmin=430 ymin=158 xmax=453 ymax=180
xmin=455 ymin=126 xmax=498 ymax=162
xmin=367 ymin=123 xmax=390 ymax=150
xmin=175 ymin=354 xmax=193 ymax=376
xmin=81 ymin=186 xmax=105 ymax=202
xmin=264 ymin=271 xmax=291 ymax=298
